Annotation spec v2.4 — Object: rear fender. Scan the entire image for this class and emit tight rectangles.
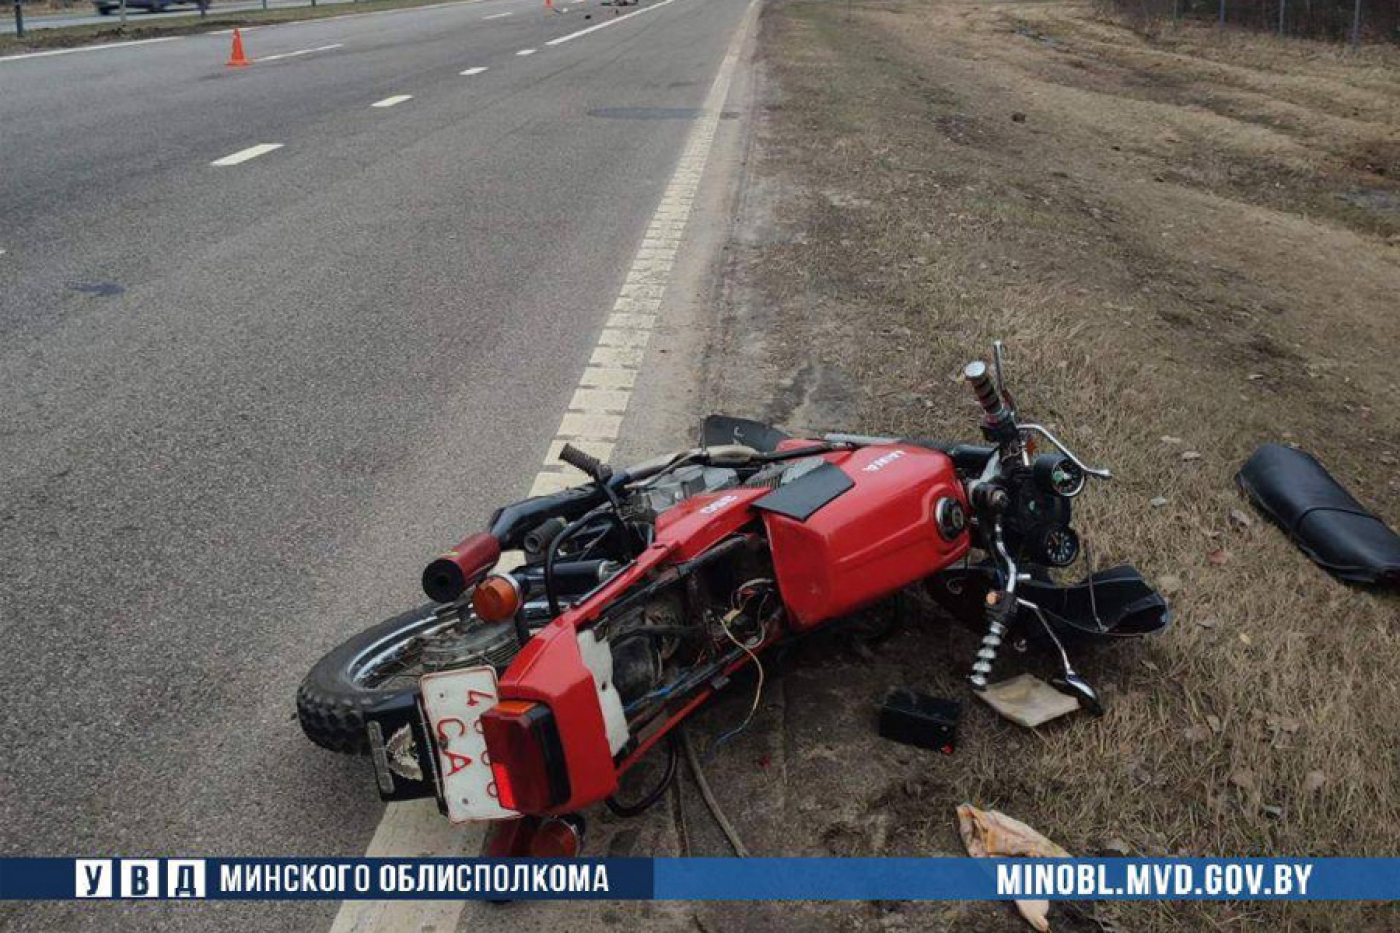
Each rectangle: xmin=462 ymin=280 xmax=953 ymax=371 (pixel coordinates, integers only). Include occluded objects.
xmin=497 ymin=620 xmax=618 ymax=813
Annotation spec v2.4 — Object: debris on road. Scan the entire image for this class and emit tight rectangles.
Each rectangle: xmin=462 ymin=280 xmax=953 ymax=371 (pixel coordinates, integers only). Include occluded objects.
xmin=977 ymin=674 xmax=1080 ymax=728
xmin=957 ymin=803 xmax=1070 ymax=931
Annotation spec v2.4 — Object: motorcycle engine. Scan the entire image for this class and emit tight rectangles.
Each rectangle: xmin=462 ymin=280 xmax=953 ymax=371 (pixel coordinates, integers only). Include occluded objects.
xmin=637 ymin=464 xmax=740 ymax=515
xmin=603 ymin=593 xmax=686 ymax=705
xmin=421 ymin=618 xmax=518 ymax=672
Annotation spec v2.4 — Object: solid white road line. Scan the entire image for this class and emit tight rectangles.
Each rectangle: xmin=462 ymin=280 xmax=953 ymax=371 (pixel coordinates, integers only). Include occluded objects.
xmin=545 ymin=0 xmax=679 ymax=46
xmin=326 ymin=2 xmax=757 ymax=931
xmin=516 ymin=47 xmax=537 ymax=56
xmin=371 ymin=95 xmax=414 ymax=108
xmin=209 ymin=143 xmax=284 ymax=167
xmin=0 ymin=36 xmax=180 ymax=64
xmin=459 ymin=66 xmax=488 ymax=75
xmin=256 ymin=42 xmax=344 ymax=62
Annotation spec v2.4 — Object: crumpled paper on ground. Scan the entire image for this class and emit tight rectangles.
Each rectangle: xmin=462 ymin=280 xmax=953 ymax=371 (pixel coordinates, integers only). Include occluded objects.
xmin=957 ymin=803 xmax=1071 ymax=932
xmin=977 ymin=673 xmax=1080 ymax=728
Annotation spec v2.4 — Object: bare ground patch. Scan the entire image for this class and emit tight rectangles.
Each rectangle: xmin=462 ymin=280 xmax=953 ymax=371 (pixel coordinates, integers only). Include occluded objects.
xmin=691 ymin=1 xmax=1400 ymax=930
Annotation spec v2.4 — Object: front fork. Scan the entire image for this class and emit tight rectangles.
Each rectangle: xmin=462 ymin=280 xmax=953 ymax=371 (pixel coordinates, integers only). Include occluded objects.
xmin=967 ymin=521 xmax=1103 ymax=714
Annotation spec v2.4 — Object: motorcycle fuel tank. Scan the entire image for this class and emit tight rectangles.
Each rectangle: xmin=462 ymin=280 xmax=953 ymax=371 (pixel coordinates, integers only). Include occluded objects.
xmin=760 ymin=445 xmax=970 ymax=630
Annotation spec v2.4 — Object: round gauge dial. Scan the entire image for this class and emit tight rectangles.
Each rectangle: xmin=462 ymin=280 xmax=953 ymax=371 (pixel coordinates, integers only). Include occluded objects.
xmin=1035 ymin=455 xmax=1086 ymax=498
xmin=1037 ymin=526 xmax=1081 ymax=567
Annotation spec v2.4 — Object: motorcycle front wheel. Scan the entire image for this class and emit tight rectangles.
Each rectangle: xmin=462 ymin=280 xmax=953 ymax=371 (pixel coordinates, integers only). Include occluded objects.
xmin=296 ymin=604 xmax=452 ymax=755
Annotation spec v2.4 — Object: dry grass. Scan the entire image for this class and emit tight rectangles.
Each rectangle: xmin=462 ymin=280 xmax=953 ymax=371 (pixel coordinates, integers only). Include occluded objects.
xmin=701 ymin=0 xmax=1400 ymax=928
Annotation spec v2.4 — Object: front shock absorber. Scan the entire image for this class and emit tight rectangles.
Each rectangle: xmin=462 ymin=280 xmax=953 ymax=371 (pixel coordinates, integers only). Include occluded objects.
xmin=969 ymin=588 xmax=1015 ymax=689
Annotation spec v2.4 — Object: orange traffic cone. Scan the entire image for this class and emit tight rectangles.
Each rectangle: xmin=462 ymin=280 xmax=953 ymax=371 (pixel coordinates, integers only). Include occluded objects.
xmin=544 ymin=0 xmax=553 ymax=9
xmin=227 ymin=29 xmax=250 ymax=68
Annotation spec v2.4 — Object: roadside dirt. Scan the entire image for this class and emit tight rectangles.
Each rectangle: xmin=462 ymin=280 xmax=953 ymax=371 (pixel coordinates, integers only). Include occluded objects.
xmin=670 ymin=1 xmax=1400 ymax=930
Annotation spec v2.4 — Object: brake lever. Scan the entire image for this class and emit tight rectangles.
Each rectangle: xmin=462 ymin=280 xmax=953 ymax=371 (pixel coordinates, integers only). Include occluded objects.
xmin=992 ymin=340 xmax=1017 ymax=417
xmin=1017 ymin=423 xmax=1113 ymax=481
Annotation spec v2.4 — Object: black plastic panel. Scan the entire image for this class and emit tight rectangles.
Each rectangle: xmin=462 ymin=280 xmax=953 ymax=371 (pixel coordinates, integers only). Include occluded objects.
xmin=751 ymin=461 xmax=854 ymax=522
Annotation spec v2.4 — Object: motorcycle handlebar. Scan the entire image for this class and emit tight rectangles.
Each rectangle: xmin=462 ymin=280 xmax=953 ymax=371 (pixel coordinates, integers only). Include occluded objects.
xmin=963 ymin=361 xmax=1007 ymax=422
xmin=558 ymin=442 xmax=612 ymax=481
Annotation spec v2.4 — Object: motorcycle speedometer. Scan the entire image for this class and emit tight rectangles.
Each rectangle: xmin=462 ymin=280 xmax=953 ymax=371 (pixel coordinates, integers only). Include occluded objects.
xmin=1034 ymin=454 xmax=1086 ymax=498
xmin=1036 ymin=526 xmax=1081 ymax=567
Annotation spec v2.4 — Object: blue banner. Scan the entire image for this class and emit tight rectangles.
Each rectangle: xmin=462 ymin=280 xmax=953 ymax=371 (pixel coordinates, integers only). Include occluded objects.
xmin=3 ymin=857 xmax=1399 ymax=901
xmin=655 ymin=858 xmax=1390 ymax=900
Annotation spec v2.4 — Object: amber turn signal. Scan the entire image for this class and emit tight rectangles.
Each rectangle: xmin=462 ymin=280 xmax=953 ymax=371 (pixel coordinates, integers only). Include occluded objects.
xmin=472 ymin=574 xmax=522 ymax=622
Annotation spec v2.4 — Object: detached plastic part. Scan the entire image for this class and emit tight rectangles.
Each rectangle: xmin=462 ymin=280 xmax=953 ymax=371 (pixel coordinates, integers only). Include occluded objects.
xmin=1237 ymin=444 xmax=1400 ymax=587
xmin=878 ymin=688 xmax=961 ymax=754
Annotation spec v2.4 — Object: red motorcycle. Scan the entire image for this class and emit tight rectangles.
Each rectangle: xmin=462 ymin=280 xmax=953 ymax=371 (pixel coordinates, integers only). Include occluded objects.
xmin=297 ymin=343 xmax=1169 ymax=856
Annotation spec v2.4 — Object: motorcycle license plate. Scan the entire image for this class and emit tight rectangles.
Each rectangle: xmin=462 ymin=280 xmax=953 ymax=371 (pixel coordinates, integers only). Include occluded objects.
xmin=419 ymin=666 xmax=518 ymax=823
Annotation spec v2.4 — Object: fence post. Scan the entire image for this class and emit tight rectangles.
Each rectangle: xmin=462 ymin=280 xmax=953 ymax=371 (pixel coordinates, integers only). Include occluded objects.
xmin=1349 ymin=0 xmax=1361 ymax=47
xmin=1218 ymin=0 xmax=1225 ymax=27
xmin=11 ymin=0 xmax=22 ymax=39
xmin=1277 ymin=0 xmax=1284 ymax=34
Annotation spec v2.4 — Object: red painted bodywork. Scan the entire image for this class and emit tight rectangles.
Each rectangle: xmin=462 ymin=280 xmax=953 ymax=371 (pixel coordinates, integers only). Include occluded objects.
xmin=487 ymin=441 xmax=969 ymax=817
xmin=493 ymin=619 xmax=618 ymax=814
xmin=763 ymin=445 xmax=970 ymax=629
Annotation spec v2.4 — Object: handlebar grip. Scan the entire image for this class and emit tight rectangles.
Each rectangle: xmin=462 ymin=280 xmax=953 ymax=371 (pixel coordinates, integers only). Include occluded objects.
xmin=963 ymin=361 xmax=1005 ymax=420
xmin=558 ymin=442 xmax=612 ymax=481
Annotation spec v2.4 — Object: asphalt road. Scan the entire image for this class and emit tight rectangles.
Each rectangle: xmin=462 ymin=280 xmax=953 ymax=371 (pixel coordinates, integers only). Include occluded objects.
xmin=0 ymin=0 xmax=755 ymax=927
xmin=2 ymin=0 xmax=357 ymax=35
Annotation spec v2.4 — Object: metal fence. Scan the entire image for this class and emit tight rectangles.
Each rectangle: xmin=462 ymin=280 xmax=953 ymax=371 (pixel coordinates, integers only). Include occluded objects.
xmin=1099 ymin=0 xmax=1400 ymax=45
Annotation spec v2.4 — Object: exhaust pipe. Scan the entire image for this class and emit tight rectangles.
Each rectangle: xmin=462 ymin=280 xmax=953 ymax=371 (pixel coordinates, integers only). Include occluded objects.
xmin=421 ymin=532 xmax=501 ymax=603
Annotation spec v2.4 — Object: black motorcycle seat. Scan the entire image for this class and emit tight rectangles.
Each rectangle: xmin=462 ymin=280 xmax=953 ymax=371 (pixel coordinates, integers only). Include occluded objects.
xmin=1236 ymin=444 xmax=1400 ymax=587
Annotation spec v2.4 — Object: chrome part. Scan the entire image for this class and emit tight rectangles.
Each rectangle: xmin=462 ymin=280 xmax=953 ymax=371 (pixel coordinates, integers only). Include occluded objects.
xmin=991 ymin=520 xmax=1020 ymax=596
xmin=934 ymin=497 xmax=968 ymax=541
xmin=1018 ymin=423 xmax=1113 ymax=480
xmin=352 ymin=607 xmax=459 ymax=689
xmin=970 ymin=520 xmax=1019 ymax=690
xmin=367 ymin=721 xmax=395 ymax=795
xmin=1019 ymin=598 xmax=1103 ymax=715
xmin=386 ymin=724 xmax=423 ymax=782
xmin=964 ymin=446 xmax=1003 ymax=509
xmin=969 ymin=612 xmax=1007 ymax=690
xmin=421 ymin=619 xmax=518 ymax=672
xmin=992 ymin=340 xmax=1018 ymax=416
xmin=823 ymin=432 xmax=898 ymax=446
xmin=639 ymin=464 xmax=741 ymax=514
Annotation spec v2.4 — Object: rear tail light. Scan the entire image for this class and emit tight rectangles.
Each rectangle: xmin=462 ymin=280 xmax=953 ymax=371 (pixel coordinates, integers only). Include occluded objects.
xmin=480 ymin=700 xmax=571 ymax=813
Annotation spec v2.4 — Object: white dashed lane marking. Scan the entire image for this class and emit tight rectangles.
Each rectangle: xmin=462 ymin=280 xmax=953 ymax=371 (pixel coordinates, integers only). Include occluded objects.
xmin=460 ymin=66 xmax=489 ymax=75
xmin=545 ymin=0 xmax=679 ymax=46
xmin=483 ymin=10 xmax=513 ymax=18
xmin=326 ymin=1 xmax=756 ymax=931
xmin=257 ymin=43 xmax=344 ymax=62
xmin=209 ymin=143 xmax=284 ymax=167
xmin=530 ymin=0 xmax=750 ymax=496
xmin=370 ymin=95 xmax=414 ymax=108
xmin=516 ymin=48 xmax=537 ymax=56
xmin=0 ymin=36 xmax=180 ymax=64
